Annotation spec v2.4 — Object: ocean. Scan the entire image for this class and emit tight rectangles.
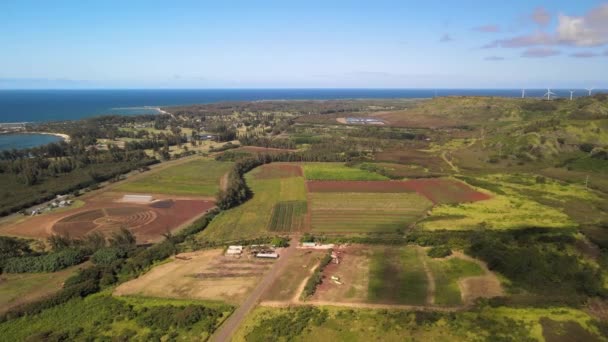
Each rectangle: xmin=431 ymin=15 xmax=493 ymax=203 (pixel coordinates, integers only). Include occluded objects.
xmin=0 ymin=88 xmax=602 ymax=151
xmin=0 ymin=88 xmax=599 ymax=123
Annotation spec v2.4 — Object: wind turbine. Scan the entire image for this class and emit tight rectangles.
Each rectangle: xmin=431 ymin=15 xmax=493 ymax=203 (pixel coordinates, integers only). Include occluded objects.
xmin=521 ymin=89 xmax=526 ymax=99
xmin=544 ymin=88 xmax=556 ymax=100
xmin=586 ymin=88 xmax=594 ymax=96
xmin=569 ymin=90 xmax=575 ymax=101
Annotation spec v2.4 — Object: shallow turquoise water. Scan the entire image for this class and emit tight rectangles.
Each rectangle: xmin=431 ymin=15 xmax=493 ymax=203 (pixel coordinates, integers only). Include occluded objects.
xmin=0 ymin=133 xmax=62 ymax=151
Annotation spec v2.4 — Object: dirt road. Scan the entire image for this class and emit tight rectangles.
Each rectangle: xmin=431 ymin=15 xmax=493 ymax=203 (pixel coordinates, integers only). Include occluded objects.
xmin=210 ymin=237 xmax=298 ymax=342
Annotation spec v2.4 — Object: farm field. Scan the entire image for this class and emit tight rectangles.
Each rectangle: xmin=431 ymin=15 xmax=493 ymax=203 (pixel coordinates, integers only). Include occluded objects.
xmin=313 ymin=246 xmax=428 ymax=305
xmin=313 ymin=245 xmax=502 ymax=307
xmin=302 ymin=163 xmax=388 ymax=181
xmin=310 ymin=192 xmax=432 ymax=233
xmin=234 ymin=305 xmax=605 ymax=342
xmin=420 ymin=173 xmax=600 ymax=230
xmin=0 ymin=192 xmax=215 ymax=244
xmin=199 ymin=164 xmax=307 ymax=241
xmin=115 ymin=158 xmax=233 ymax=197
xmin=0 ymin=292 xmax=233 ymax=341
xmin=262 ymin=249 xmax=325 ymax=302
xmin=114 ymin=249 xmax=275 ymax=305
xmin=0 ymin=263 xmax=88 ymax=315
xmin=427 ymin=257 xmax=484 ymax=306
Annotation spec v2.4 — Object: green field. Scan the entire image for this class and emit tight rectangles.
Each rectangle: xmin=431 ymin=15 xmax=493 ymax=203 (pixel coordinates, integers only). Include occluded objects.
xmin=234 ymin=306 xmax=605 ymax=342
xmin=0 ymin=264 xmax=84 ymax=315
xmin=269 ymin=200 xmax=308 ymax=232
xmin=199 ymin=164 xmax=307 ymax=241
xmin=368 ymin=247 xmax=428 ymax=305
xmin=419 ymin=173 xmax=599 ymax=230
xmin=310 ymin=192 xmax=432 ymax=233
xmin=115 ymin=158 xmax=233 ymax=196
xmin=303 ymin=163 xmax=388 ymax=181
xmin=428 ymin=257 xmax=484 ymax=306
xmin=0 ymin=292 xmax=233 ymax=341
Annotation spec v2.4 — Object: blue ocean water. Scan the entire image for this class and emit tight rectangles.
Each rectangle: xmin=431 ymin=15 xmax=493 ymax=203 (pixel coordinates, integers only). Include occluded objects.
xmin=0 ymin=133 xmax=62 ymax=151
xmin=0 ymin=88 xmax=599 ymax=123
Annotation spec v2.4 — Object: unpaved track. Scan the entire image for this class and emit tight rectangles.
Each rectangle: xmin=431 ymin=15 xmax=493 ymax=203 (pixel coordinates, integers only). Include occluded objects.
xmin=210 ymin=237 xmax=298 ymax=342
xmin=260 ymin=300 xmax=462 ymax=312
xmin=418 ymin=247 xmax=436 ymax=305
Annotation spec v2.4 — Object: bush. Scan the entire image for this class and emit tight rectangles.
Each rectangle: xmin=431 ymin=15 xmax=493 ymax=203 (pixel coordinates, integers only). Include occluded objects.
xmin=91 ymin=247 xmax=128 ymax=266
xmin=427 ymin=246 xmax=452 ymax=258
xmin=301 ymin=251 xmax=333 ymax=299
xmin=3 ymin=248 xmax=87 ymax=273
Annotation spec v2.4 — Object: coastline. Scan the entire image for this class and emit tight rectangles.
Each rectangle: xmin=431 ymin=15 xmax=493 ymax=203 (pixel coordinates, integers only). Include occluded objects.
xmin=0 ymin=131 xmax=71 ymax=143
xmin=30 ymin=131 xmax=71 ymax=143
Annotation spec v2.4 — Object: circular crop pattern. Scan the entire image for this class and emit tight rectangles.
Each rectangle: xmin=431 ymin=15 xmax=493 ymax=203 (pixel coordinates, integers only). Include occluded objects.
xmin=53 ymin=207 xmax=157 ymax=237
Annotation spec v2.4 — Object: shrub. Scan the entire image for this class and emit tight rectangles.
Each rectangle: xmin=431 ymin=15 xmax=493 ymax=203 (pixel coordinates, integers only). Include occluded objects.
xmin=91 ymin=247 xmax=128 ymax=266
xmin=427 ymin=246 xmax=452 ymax=258
xmin=3 ymin=248 xmax=87 ymax=273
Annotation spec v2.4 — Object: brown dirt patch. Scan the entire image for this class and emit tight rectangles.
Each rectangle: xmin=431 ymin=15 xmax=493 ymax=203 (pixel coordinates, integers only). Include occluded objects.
xmin=370 ymin=110 xmax=464 ymax=128
xmin=254 ymin=163 xmax=303 ymax=179
xmin=114 ymin=249 xmax=274 ymax=305
xmin=312 ymin=245 xmax=371 ymax=303
xmin=0 ymin=196 xmax=215 ymax=244
xmin=401 ymin=178 xmax=491 ymax=204
xmin=307 ymin=180 xmax=415 ymax=193
xmin=459 ymin=276 xmax=503 ymax=304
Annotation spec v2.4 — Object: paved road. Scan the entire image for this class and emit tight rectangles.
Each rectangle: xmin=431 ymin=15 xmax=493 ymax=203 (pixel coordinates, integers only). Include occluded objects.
xmin=210 ymin=237 xmax=298 ymax=342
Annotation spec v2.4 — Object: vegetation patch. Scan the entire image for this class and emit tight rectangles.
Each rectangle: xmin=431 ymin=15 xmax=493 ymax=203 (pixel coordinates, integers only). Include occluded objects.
xmin=368 ymin=246 xmax=428 ymax=305
xmin=235 ymin=306 xmax=605 ymax=341
xmin=269 ymin=200 xmax=307 ymax=232
xmin=115 ymin=158 xmax=233 ymax=196
xmin=303 ymin=163 xmax=388 ymax=181
xmin=428 ymin=257 xmax=484 ymax=306
xmin=0 ymin=292 xmax=232 ymax=341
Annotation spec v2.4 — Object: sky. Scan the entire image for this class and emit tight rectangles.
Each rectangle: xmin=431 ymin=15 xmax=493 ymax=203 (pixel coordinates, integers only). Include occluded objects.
xmin=0 ymin=0 xmax=607 ymax=89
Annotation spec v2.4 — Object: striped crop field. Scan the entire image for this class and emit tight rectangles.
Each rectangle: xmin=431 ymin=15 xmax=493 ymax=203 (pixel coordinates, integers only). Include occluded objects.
xmin=310 ymin=192 xmax=433 ymax=233
xmin=268 ymin=200 xmax=307 ymax=232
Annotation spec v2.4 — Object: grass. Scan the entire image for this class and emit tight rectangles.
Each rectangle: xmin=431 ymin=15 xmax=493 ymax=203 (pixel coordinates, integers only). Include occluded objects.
xmin=310 ymin=192 xmax=432 ymax=233
xmin=368 ymin=246 xmax=428 ymax=305
xmin=199 ymin=164 xmax=307 ymax=241
xmin=0 ymin=291 xmax=233 ymax=341
xmin=0 ymin=263 xmax=86 ymax=314
xmin=420 ymin=173 xmax=597 ymax=230
xmin=303 ymin=163 xmax=388 ymax=181
xmin=428 ymin=257 xmax=484 ymax=306
xmin=233 ymin=305 xmax=605 ymax=342
xmin=115 ymin=158 xmax=233 ymax=196
xmin=268 ymin=200 xmax=307 ymax=232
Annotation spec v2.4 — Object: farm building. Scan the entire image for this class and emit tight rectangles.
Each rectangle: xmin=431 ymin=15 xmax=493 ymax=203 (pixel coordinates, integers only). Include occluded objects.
xmin=225 ymin=245 xmax=243 ymax=256
xmin=256 ymin=253 xmax=279 ymax=259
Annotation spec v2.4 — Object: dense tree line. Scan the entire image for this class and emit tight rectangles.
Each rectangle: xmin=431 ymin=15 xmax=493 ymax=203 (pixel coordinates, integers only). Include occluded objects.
xmin=239 ymin=136 xmax=296 ymax=149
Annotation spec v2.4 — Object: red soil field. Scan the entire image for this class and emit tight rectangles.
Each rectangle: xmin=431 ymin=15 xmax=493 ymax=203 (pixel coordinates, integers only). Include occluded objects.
xmin=307 ymin=179 xmax=490 ymax=205
xmin=401 ymin=178 xmax=491 ymax=204
xmin=0 ymin=195 xmax=215 ymax=244
xmin=254 ymin=163 xmax=303 ymax=179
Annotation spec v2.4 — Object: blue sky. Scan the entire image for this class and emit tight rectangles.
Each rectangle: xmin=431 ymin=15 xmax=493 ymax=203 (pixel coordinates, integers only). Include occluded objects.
xmin=1 ymin=0 xmax=607 ymax=88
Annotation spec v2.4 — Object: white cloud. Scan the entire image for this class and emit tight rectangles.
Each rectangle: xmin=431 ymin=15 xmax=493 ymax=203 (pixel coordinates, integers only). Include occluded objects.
xmin=557 ymin=4 xmax=608 ymax=46
xmin=484 ymin=4 xmax=608 ymax=49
